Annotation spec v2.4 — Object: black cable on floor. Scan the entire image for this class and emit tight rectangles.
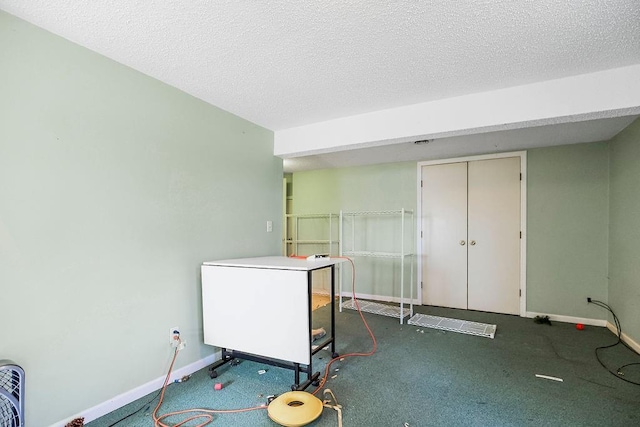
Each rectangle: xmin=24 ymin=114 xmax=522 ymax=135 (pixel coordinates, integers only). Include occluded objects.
xmin=588 ymin=299 xmax=640 ymax=386
xmin=107 ymin=386 xmax=168 ymax=427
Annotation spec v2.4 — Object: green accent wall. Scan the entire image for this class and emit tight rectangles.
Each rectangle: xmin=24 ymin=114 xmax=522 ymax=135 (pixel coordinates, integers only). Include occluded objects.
xmin=292 ymin=145 xmax=616 ymax=322
xmin=292 ymin=163 xmax=417 ymax=298
xmin=608 ymin=118 xmax=640 ymax=343
xmin=527 ymin=143 xmax=610 ymax=318
xmin=0 ymin=11 xmax=281 ymax=426
xmin=293 ymin=163 xmax=417 ymax=214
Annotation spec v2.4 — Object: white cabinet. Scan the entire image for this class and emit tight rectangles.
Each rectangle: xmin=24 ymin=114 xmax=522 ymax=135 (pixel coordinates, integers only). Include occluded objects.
xmin=339 ymin=209 xmax=415 ymax=323
xmin=201 ymin=256 xmax=344 ymax=390
xmin=421 ymin=156 xmax=521 ymax=315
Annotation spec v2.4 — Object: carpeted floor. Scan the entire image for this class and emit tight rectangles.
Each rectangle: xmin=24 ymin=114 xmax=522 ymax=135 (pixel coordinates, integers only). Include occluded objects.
xmin=88 ymin=303 xmax=640 ymax=426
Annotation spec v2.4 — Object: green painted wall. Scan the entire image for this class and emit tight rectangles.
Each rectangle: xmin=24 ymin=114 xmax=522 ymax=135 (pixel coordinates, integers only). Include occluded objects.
xmin=0 ymin=11 xmax=281 ymax=426
xmin=292 ymin=163 xmax=416 ymax=213
xmin=608 ymin=118 xmax=640 ymax=343
xmin=292 ymin=163 xmax=417 ymax=298
xmin=292 ymin=145 xmax=614 ymax=319
xmin=527 ymin=143 xmax=610 ymax=318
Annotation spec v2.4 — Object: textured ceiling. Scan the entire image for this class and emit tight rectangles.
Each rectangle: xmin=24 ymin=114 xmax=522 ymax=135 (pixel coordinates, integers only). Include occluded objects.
xmin=1 ymin=0 xmax=639 ymax=131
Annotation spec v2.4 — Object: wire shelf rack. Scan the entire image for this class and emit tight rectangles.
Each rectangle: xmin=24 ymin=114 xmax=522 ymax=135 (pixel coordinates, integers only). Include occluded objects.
xmin=342 ymin=298 xmax=411 ymax=320
xmin=408 ymin=313 xmax=497 ymax=339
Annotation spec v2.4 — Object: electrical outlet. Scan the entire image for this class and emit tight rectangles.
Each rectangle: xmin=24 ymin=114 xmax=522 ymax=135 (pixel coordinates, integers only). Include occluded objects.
xmin=266 ymin=220 xmax=273 ymax=232
xmin=170 ymin=327 xmax=180 ymax=347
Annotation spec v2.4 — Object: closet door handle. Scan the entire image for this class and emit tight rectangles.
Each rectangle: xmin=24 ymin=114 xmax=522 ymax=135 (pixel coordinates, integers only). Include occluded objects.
xmin=459 ymin=240 xmax=466 ymax=246
xmin=470 ymin=240 xmax=476 ymax=246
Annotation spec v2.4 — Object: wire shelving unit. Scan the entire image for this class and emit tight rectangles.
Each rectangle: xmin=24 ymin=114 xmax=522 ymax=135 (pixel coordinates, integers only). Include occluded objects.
xmin=339 ymin=209 xmax=415 ymax=324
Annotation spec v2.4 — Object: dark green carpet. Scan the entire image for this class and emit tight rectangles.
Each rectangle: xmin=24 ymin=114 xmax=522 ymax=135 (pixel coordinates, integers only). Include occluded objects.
xmin=88 ymin=303 xmax=640 ymax=426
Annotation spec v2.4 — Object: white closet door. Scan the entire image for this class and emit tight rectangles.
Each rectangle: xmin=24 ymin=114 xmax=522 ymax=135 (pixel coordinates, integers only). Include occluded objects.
xmin=421 ymin=162 xmax=468 ymax=309
xmin=467 ymin=157 xmax=521 ymax=315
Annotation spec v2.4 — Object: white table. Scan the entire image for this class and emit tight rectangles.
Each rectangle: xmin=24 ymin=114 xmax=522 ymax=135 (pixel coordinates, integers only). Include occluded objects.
xmin=201 ymin=256 xmax=344 ymax=390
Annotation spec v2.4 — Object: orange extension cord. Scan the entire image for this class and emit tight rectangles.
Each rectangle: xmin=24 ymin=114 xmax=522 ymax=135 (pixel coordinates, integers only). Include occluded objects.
xmin=152 ymin=346 xmax=267 ymax=426
xmin=310 ymin=256 xmax=377 ymax=396
xmin=152 ymin=256 xmax=376 ymax=426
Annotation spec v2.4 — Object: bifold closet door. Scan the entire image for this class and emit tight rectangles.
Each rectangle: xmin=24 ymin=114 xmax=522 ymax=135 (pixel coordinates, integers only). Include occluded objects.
xmin=421 ymin=162 xmax=468 ymax=309
xmin=467 ymin=157 xmax=521 ymax=315
xmin=421 ymin=157 xmax=521 ymax=315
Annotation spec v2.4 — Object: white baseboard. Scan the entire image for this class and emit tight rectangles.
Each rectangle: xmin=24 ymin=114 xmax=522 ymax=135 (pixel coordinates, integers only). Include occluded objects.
xmin=606 ymin=322 xmax=640 ymax=354
xmin=525 ymin=311 xmax=607 ymax=327
xmin=339 ymin=291 xmax=420 ymax=305
xmin=52 ymin=351 xmax=221 ymax=427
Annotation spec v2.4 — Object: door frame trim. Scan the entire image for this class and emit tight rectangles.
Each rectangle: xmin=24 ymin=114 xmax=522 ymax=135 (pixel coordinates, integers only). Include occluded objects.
xmin=416 ymin=151 xmax=527 ymax=317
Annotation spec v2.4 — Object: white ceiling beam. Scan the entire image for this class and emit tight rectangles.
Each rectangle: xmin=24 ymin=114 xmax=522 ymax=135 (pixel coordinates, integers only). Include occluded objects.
xmin=274 ymin=64 xmax=640 ymax=158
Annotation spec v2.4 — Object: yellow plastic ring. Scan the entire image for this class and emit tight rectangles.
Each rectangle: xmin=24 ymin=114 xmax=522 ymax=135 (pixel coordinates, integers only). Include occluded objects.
xmin=267 ymin=391 xmax=323 ymax=427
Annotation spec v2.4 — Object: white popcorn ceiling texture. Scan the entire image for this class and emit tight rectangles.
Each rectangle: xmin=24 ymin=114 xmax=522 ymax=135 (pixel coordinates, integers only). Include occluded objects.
xmin=1 ymin=0 xmax=639 ymax=131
